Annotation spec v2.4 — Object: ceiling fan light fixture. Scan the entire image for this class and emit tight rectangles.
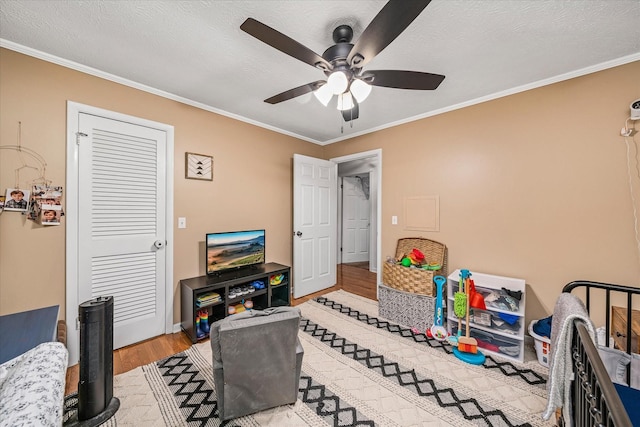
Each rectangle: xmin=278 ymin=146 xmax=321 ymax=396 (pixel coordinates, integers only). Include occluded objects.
xmin=336 ymin=91 xmax=354 ymax=111
xmin=350 ymin=79 xmax=372 ymax=103
xmin=327 ymin=71 xmax=349 ymax=95
xmin=313 ymin=83 xmax=333 ymax=106
xmin=242 ymin=1 xmax=445 ymax=124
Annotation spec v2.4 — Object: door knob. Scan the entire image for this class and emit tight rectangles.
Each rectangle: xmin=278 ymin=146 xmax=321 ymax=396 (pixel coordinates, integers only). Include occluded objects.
xmin=154 ymin=240 xmax=165 ymax=249
xmin=296 ymin=231 xmax=302 ymax=237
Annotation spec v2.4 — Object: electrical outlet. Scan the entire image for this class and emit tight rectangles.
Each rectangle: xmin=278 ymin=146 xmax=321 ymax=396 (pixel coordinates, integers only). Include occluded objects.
xmin=392 ymin=215 xmax=398 ymax=225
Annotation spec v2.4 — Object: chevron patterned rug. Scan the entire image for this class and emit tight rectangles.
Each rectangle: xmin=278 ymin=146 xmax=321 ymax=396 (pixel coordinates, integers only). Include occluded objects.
xmin=75 ymin=290 xmax=554 ymax=426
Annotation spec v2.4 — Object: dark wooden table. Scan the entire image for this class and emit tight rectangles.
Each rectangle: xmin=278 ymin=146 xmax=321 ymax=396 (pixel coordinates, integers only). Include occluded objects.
xmin=0 ymin=305 xmax=59 ymax=364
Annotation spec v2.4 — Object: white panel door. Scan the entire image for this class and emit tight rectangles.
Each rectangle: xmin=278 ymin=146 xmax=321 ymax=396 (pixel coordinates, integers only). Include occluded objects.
xmin=342 ymin=176 xmax=370 ymax=263
xmin=77 ymin=113 xmax=167 ymax=350
xmin=293 ymin=154 xmax=337 ymax=298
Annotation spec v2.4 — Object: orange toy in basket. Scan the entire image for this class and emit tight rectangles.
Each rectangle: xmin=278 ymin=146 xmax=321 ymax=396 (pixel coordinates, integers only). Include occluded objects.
xmin=407 ymin=248 xmax=425 ymax=265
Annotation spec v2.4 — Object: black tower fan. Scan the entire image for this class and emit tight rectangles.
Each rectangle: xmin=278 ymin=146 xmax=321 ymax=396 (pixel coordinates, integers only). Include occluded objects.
xmin=76 ymin=296 xmax=120 ymax=425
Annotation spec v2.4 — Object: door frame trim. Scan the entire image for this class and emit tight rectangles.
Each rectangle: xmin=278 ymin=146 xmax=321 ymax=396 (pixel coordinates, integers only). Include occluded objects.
xmin=65 ymin=101 xmax=175 ymax=366
xmin=331 ymin=149 xmax=382 ymax=294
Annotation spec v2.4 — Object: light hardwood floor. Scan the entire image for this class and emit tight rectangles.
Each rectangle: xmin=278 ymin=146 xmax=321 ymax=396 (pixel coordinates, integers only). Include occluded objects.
xmin=65 ymin=263 xmax=376 ymax=395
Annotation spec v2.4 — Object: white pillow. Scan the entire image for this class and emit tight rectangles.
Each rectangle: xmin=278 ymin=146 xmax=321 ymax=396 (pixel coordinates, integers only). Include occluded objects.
xmin=597 ymin=345 xmax=630 ymax=386
xmin=595 ymin=326 xmax=615 ymax=348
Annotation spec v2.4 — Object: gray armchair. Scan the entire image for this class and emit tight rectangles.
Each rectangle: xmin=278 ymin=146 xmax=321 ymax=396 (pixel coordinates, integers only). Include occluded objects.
xmin=210 ymin=306 xmax=304 ymax=421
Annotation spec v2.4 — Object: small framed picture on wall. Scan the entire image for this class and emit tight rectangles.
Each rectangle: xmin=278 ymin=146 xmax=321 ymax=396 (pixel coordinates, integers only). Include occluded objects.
xmin=185 ymin=152 xmax=213 ymax=181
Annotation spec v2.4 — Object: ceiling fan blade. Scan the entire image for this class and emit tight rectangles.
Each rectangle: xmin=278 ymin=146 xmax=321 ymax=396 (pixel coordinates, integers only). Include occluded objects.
xmin=363 ymin=70 xmax=445 ymax=90
xmin=342 ymin=99 xmax=359 ymax=122
xmin=264 ymin=80 xmax=326 ymax=104
xmin=347 ymin=0 xmax=432 ymax=69
xmin=241 ymin=18 xmax=332 ymax=71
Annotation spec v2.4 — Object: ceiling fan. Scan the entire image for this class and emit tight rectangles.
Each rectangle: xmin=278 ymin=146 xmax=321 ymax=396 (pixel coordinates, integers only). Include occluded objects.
xmin=240 ymin=0 xmax=445 ymax=122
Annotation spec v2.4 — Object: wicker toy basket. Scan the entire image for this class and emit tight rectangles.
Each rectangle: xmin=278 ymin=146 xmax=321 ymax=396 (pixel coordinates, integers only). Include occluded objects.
xmin=382 ymin=237 xmax=447 ymax=296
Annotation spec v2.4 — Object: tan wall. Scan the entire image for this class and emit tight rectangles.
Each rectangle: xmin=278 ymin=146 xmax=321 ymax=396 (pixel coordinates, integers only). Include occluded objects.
xmin=325 ymin=61 xmax=640 ymax=322
xmin=0 ymin=48 xmax=324 ymax=321
xmin=1 ymin=47 xmax=639 ymax=329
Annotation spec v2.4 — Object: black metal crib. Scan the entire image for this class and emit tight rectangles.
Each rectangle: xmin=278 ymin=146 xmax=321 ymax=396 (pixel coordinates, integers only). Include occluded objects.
xmin=561 ymin=280 xmax=639 ymax=427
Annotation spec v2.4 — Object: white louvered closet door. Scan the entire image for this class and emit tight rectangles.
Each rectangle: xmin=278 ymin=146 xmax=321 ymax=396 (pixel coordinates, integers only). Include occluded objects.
xmin=77 ymin=113 xmax=167 ymax=350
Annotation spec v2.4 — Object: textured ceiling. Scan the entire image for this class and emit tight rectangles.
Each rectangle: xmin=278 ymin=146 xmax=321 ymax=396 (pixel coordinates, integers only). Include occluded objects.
xmin=1 ymin=1 xmax=639 ymax=145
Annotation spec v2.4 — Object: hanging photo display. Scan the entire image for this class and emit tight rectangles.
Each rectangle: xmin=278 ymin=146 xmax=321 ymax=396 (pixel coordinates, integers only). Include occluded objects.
xmin=4 ymin=188 xmax=30 ymax=212
xmin=28 ymin=185 xmax=64 ymax=225
xmin=40 ymin=207 xmax=62 ymax=224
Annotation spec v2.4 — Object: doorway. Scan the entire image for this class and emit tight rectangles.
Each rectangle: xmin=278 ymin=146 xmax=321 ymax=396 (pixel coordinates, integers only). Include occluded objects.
xmin=332 ymin=149 xmax=381 ymax=296
xmin=291 ymin=150 xmax=381 ymax=299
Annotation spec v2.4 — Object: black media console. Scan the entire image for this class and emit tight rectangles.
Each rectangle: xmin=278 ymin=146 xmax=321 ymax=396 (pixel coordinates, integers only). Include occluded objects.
xmin=180 ymin=262 xmax=290 ymax=343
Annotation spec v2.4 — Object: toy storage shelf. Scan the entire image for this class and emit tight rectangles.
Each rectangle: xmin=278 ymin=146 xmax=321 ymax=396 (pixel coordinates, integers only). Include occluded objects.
xmin=446 ymin=269 xmax=526 ymax=363
xmin=180 ymin=262 xmax=290 ymax=344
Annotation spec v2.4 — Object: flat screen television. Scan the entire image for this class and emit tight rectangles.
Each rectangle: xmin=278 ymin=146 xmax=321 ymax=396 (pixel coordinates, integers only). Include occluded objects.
xmin=206 ymin=229 xmax=265 ymax=275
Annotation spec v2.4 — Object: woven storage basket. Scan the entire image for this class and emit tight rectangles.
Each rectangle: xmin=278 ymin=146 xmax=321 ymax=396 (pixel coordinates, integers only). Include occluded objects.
xmin=378 ymin=284 xmax=435 ymax=331
xmin=382 ymin=237 xmax=447 ymax=296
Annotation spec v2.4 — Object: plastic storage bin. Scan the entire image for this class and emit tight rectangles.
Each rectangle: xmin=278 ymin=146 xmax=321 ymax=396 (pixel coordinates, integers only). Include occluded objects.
xmin=446 ymin=269 xmax=526 ymax=362
xmin=528 ymin=320 xmax=551 ymax=367
xmin=450 ymin=324 xmax=522 ymax=360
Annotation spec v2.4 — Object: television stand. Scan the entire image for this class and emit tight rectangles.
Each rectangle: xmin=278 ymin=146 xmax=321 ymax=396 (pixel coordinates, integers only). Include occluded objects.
xmin=180 ymin=262 xmax=290 ymax=343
